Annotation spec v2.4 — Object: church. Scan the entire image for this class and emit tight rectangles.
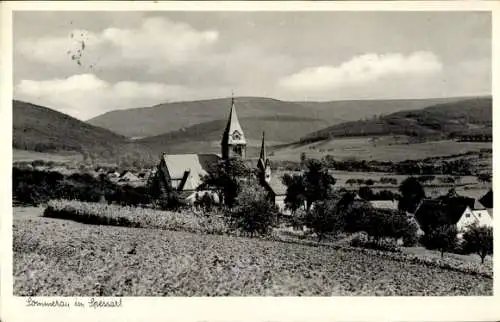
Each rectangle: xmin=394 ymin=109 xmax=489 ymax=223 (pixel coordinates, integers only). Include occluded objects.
xmin=154 ymin=96 xmax=288 ymax=212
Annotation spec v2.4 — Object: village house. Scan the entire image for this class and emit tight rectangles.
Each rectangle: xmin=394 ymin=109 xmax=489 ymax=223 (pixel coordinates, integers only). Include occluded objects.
xmin=119 ymin=170 xmax=139 ymax=183
xmin=413 ymin=192 xmax=493 ymax=237
xmin=155 ymin=153 xmax=219 ymax=202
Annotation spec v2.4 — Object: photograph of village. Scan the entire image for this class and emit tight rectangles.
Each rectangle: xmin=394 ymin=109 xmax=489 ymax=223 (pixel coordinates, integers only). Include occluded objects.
xmin=12 ymin=10 xmax=493 ymax=296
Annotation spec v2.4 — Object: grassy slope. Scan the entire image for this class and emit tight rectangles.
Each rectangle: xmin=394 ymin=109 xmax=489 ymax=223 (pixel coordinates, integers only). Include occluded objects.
xmin=13 ymin=208 xmax=492 ymax=296
xmin=87 ymin=96 xmax=468 ymax=139
xmin=13 ymin=100 xmax=128 ymax=155
xmin=301 ymin=97 xmax=492 ymax=142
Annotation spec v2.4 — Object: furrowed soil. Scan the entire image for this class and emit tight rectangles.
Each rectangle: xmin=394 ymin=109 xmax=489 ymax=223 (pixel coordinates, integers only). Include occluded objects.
xmin=13 ymin=207 xmax=492 ymax=296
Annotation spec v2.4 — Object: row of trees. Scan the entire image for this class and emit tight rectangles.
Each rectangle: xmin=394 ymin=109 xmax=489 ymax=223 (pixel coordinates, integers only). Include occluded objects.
xmin=279 ymin=153 xmax=481 ymax=176
xmin=13 ymin=167 xmax=151 ymax=207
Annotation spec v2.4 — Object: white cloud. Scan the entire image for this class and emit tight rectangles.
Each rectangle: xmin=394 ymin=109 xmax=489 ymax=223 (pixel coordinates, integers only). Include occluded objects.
xmin=278 ymin=51 xmax=443 ymax=92
xmin=15 ymin=17 xmax=219 ymax=73
xmin=15 ymin=74 xmax=193 ymax=120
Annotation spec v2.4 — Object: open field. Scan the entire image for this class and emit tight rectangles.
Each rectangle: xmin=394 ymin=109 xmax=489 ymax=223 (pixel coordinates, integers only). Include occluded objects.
xmin=13 ymin=207 xmax=492 ymax=296
xmin=13 ymin=149 xmax=83 ymax=164
xmin=271 ymin=138 xmax=492 ymax=162
xmin=273 ymin=169 xmax=491 ymax=197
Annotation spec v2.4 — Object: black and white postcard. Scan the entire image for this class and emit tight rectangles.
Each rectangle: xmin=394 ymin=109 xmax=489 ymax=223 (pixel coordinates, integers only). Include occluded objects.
xmin=1 ymin=1 xmax=499 ymax=322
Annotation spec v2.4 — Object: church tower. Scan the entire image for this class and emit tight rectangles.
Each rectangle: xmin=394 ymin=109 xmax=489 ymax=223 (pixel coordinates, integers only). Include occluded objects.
xmin=221 ymin=95 xmax=246 ymax=159
xmin=257 ymin=131 xmax=271 ymax=183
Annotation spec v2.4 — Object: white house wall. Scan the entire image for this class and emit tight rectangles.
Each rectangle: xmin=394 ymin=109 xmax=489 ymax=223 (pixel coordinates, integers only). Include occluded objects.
xmin=471 ymin=209 xmax=493 ymax=228
xmin=456 ymin=207 xmax=493 ymax=231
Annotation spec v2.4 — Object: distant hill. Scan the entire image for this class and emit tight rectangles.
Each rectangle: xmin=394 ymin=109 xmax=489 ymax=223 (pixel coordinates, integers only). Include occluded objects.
xmin=300 ymin=97 xmax=492 ymax=143
xmin=14 ymin=96 xmax=491 ymax=165
xmin=87 ymin=96 xmax=468 ymax=140
xmin=136 ymin=115 xmax=329 ymax=153
xmin=13 ymin=100 xmax=129 ymax=158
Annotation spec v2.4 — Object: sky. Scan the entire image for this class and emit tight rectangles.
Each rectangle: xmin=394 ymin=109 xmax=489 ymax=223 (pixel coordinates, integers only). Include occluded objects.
xmin=13 ymin=11 xmax=492 ymax=120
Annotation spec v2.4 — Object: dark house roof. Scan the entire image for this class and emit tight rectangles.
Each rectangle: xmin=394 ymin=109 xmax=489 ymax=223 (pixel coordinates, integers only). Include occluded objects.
xmin=480 ymin=189 xmax=493 ymax=208
xmin=160 ymin=153 xmax=219 ymax=191
xmin=414 ymin=197 xmax=473 ymax=232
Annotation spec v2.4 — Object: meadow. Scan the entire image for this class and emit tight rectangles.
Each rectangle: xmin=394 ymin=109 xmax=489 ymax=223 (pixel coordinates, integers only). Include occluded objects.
xmin=271 ymin=138 xmax=493 ymax=162
xmin=13 ymin=149 xmax=83 ymax=164
xmin=13 ymin=207 xmax=493 ymax=296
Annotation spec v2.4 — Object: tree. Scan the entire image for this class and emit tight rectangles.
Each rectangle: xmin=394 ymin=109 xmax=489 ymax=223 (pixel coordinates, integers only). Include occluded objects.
xmin=417 ymin=175 xmax=435 ymax=184
xmin=398 ymin=177 xmax=425 ymax=213
xmin=422 ymin=225 xmax=458 ymax=258
xmin=283 ymin=159 xmax=336 ymax=211
xmin=358 ymin=186 xmax=374 ymax=200
xmin=305 ymin=198 xmax=345 ymax=242
xmin=346 ymin=178 xmax=356 ymax=186
xmin=230 ymin=181 xmax=278 ymax=237
xmin=477 ymin=173 xmax=492 ymax=184
xmin=282 ymin=173 xmax=307 ymax=213
xmin=199 ymin=158 xmax=250 ymax=208
xmin=300 ymin=152 xmax=307 ymax=169
xmin=461 ymin=224 xmax=493 ymax=264
xmin=365 ymin=179 xmax=375 ymax=186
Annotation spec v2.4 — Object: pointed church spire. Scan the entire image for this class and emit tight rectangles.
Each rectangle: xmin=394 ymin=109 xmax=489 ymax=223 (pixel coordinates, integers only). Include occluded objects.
xmin=221 ymin=93 xmax=246 ymax=159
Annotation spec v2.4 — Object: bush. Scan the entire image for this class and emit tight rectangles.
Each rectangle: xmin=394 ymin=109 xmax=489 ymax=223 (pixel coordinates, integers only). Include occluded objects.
xmin=194 ymin=192 xmax=217 ymax=212
xmin=350 ymin=236 xmax=402 ymax=253
xmin=380 ymin=177 xmax=398 ymax=185
xmin=43 ymin=200 xmax=230 ymax=235
xmin=289 ymin=209 xmax=307 ymax=230
xmin=417 ymin=175 xmax=435 ymax=183
xmin=229 ymin=182 xmax=279 ymax=237
xmin=156 ymin=192 xmax=187 ymax=212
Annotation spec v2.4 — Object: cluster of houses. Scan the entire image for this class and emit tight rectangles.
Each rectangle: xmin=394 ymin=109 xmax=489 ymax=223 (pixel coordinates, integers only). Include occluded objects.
xmin=149 ymin=96 xmax=493 ymax=237
xmin=93 ymin=167 xmax=152 ymax=185
xmin=364 ymin=188 xmax=493 ymax=237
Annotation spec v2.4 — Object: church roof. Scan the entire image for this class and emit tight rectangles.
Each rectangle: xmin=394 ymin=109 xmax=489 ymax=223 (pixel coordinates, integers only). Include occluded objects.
xmin=161 ymin=154 xmax=219 ymax=191
xmin=221 ymin=98 xmax=246 ymax=146
xmin=265 ymin=175 xmax=288 ymax=196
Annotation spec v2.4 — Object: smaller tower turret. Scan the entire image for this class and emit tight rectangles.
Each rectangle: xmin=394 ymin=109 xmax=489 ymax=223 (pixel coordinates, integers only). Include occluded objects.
xmin=257 ymin=131 xmax=271 ymax=183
